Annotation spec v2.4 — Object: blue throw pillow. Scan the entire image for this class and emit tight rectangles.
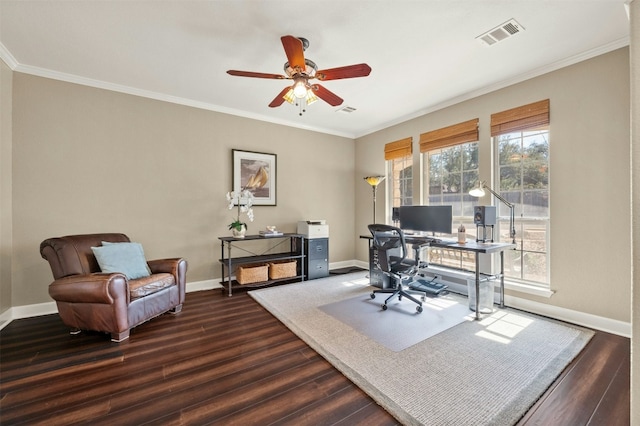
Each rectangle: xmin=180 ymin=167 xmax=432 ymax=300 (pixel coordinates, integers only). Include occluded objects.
xmin=91 ymin=242 xmax=151 ymax=280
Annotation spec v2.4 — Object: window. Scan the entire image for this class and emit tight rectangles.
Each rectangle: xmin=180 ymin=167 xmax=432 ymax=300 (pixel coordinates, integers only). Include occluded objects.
xmin=424 ymin=142 xmax=479 ymax=270
xmin=491 ymin=99 xmax=550 ymax=286
xmin=495 ymin=128 xmax=549 ymax=284
xmin=420 ymin=119 xmax=479 ymax=270
xmin=388 ymin=156 xmax=413 ymax=208
xmin=385 ymin=138 xmax=413 ymax=216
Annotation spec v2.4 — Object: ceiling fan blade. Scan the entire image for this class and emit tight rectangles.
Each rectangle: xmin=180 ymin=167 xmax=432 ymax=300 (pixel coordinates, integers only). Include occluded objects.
xmin=281 ymin=35 xmax=306 ymax=71
xmin=268 ymin=86 xmax=292 ymax=108
xmin=311 ymin=84 xmax=344 ymax=106
xmin=227 ymin=70 xmax=286 ymax=79
xmin=316 ymin=63 xmax=372 ymax=81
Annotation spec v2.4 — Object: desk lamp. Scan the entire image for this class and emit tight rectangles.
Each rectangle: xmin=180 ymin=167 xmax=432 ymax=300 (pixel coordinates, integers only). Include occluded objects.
xmin=469 ymin=181 xmax=516 ymax=244
xmin=364 ymin=176 xmax=385 ymax=223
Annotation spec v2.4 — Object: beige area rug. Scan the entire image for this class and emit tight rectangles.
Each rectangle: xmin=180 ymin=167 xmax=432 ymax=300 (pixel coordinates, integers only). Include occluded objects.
xmin=249 ymin=272 xmax=594 ymax=426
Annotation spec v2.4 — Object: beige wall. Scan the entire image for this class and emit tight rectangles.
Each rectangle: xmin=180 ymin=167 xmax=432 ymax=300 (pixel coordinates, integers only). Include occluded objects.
xmin=356 ymin=47 xmax=631 ymax=323
xmin=630 ymin=1 xmax=638 ymax=422
xmin=0 ymin=60 xmax=12 ymax=317
xmin=10 ymin=73 xmax=354 ymax=306
xmin=3 ymin=46 xmax=633 ymax=325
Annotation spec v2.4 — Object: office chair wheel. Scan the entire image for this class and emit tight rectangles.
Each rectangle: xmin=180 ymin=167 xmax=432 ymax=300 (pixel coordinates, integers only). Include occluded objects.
xmin=381 ymin=304 xmax=388 ymax=311
xmin=416 ymin=305 xmax=423 ymax=313
xmin=370 ymin=293 xmax=375 ymax=299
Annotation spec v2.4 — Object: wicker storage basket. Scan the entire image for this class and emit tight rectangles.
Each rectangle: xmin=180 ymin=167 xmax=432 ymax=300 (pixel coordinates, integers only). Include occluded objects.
xmin=268 ymin=260 xmax=297 ymax=280
xmin=236 ymin=264 xmax=268 ymax=285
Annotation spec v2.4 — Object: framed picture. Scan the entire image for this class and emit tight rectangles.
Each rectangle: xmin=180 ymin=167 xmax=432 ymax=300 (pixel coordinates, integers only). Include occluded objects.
xmin=232 ymin=149 xmax=277 ymax=206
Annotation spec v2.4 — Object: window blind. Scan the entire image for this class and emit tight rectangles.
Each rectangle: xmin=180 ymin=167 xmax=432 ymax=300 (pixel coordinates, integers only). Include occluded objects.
xmin=490 ymin=99 xmax=550 ymax=136
xmin=384 ymin=137 xmax=412 ymax=160
xmin=419 ymin=118 xmax=479 ymax=152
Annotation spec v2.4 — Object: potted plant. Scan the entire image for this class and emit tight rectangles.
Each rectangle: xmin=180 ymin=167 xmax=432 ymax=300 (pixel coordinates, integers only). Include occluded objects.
xmin=226 ymin=189 xmax=254 ymax=238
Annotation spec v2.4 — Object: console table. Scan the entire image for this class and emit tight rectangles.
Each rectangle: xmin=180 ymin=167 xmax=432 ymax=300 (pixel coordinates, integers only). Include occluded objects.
xmin=218 ymin=233 xmax=306 ymax=296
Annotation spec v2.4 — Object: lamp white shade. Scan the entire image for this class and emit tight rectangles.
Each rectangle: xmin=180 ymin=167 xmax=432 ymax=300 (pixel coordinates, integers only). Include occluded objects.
xmin=469 ymin=187 xmax=486 ymax=197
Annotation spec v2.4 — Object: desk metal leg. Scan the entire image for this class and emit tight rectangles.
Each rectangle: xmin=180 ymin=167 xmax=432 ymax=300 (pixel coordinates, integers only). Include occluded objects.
xmin=499 ymin=250 xmax=505 ymax=308
xmin=475 ymin=252 xmax=480 ymax=320
xmin=226 ymin=242 xmax=233 ymax=297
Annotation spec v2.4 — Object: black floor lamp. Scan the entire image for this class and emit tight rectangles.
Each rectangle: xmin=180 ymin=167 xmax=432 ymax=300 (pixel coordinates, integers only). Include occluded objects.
xmin=364 ymin=176 xmax=385 ymax=223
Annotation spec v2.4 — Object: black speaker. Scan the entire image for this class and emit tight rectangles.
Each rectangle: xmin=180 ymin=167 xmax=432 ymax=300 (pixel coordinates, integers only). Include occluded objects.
xmin=392 ymin=207 xmax=400 ymax=222
xmin=474 ymin=206 xmax=496 ymax=226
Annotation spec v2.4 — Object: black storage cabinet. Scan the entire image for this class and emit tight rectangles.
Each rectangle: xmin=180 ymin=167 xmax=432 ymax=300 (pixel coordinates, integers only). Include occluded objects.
xmin=304 ymin=238 xmax=329 ymax=280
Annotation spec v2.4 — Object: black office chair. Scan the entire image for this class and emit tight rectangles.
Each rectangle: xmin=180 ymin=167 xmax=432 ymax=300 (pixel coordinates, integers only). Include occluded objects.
xmin=368 ymin=224 xmax=428 ymax=313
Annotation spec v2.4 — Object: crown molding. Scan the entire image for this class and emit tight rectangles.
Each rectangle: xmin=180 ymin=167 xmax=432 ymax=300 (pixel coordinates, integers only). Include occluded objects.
xmin=356 ymin=36 xmax=631 ymax=138
xmin=0 ymin=42 xmax=18 ymax=69
xmin=9 ymin=60 xmax=355 ymax=138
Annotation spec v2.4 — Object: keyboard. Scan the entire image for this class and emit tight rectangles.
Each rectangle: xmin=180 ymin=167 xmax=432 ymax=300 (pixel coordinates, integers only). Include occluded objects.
xmin=433 ymin=238 xmax=457 ymax=245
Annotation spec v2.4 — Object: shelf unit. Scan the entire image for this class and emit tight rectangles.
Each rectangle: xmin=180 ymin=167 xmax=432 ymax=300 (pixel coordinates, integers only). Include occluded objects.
xmin=218 ymin=233 xmax=306 ymax=296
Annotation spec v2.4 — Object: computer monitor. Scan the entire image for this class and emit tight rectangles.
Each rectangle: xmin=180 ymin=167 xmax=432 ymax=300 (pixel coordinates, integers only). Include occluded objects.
xmin=398 ymin=205 xmax=453 ymax=235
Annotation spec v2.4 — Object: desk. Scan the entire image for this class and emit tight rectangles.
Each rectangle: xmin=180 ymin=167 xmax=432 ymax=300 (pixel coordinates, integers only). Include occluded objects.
xmin=362 ymin=235 xmax=515 ymax=319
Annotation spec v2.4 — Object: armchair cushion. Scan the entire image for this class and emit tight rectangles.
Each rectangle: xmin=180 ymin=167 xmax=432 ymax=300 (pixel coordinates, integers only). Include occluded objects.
xmin=129 ymin=273 xmax=175 ymax=299
xmin=91 ymin=242 xmax=151 ymax=280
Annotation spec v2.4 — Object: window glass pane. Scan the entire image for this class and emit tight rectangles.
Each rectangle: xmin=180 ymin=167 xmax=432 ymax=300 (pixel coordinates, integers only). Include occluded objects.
xmin=521 ymin=221 xmax=548 ymax=252
xmin=388 ymin=154 xmax=413 ymax=215
xmin=499 ymin=165 xmax=521 ymax=191
xmin=462 ymin=170 xmax=479 ymax=194
xmin=498 ymin=135 xmax=521 ymax=164
xmin=523 ymin=252 xmax=547 ymax=283
xmin=442 ymin=146 xmax=461 ymax=173
xmin=523 ymin=191 xmax=548 ymax=217
xmin=462 ymin=144 xmax=478 ymax=169
xmin=523 ymin=162 xmax=548 ymax=189
xmin=443 ymin=173 xmax=461 ymax=195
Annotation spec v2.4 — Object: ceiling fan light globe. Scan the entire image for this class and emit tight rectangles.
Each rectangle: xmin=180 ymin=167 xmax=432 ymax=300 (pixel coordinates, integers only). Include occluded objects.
xmin=293 ymin=82 xmax=307 ymax=98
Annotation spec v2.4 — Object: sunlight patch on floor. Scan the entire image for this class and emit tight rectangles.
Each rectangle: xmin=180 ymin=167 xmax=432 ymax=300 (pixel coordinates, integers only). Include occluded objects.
xmin=475 ymin=310 xmax=535 ymax=344
xmin=340 ymin=277 xmax=371 ymax=287
xmin=422 ymin=296 xmax=467 ymax=313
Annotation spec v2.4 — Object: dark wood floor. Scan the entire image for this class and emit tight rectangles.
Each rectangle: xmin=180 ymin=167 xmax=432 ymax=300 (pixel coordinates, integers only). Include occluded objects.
xmin=0 ymin=286 xmax=630 ymax=425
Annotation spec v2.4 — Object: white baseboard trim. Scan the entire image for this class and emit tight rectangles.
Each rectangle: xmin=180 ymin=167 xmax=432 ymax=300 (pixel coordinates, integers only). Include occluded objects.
xmin=505 ymin=295 xmax=631 ymax=338
xmin=186 ymin=279 xmax=222 ymax=293
xmin=350 ymin=260 xmax=631 ymax=338
xmin=0 ymin=279 xmax=223 ymax=332
xmin=0 ymin=267 xmax=630 ymax=338
xmin=330 ymin=260 xmax=361 ymax=270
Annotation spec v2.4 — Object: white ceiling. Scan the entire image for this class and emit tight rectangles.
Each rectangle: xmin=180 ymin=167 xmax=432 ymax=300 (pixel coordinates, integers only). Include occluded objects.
xmin=0 ymin=0 xmax=630 ymax=138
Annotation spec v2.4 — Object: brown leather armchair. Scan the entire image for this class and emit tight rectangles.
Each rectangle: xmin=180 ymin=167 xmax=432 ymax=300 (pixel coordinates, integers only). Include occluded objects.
xmin=40 ymin=233 xmax=187 ymax=342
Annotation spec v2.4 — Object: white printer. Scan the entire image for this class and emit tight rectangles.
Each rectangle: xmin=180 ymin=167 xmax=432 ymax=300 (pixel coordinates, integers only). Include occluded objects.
xmin=297 ymin=220 xmax=329 ymax=239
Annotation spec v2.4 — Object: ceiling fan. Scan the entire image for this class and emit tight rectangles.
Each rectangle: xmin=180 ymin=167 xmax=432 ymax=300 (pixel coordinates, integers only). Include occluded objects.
xmin=227 ymin=35 xmax=371 ymax=114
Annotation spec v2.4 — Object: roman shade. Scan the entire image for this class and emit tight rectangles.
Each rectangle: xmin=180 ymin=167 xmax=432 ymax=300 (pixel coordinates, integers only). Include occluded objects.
xmin=384 ymin=137 xmax=412 ymax=160
xmin=419 ymin=118 xmax=479 ymax=152
xmin=490 ymin=99 xmax=550 ymax=136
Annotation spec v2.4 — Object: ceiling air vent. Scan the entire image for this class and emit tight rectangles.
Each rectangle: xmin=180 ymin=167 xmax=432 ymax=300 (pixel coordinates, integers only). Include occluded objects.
xmin=337 ymin=106 xmax=357 ymax=113
xmin=476 ymin=19 xmax=524 ymax=46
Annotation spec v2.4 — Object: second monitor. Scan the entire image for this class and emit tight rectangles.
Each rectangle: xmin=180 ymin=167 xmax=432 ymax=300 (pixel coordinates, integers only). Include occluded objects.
xmin=399 ymin=205 xmax=452 ymax=235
